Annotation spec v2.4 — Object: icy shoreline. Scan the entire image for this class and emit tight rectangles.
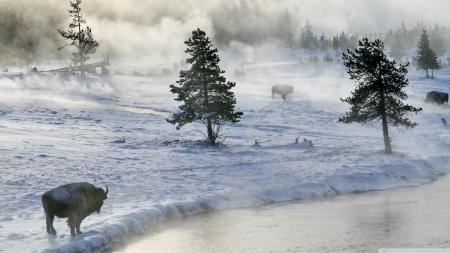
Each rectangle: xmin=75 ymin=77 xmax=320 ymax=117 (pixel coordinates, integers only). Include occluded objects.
xmin=42 ymin=154 xmax=450 ymax=253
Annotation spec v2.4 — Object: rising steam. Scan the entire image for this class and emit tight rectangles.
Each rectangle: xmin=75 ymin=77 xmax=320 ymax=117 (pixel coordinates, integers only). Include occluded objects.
xmin=1 ymin=0 xmax=450 ymax=63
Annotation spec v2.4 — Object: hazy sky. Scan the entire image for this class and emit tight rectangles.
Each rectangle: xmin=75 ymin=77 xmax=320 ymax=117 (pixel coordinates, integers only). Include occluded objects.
xmin=3 ymin=0 xmax=450 ymax=60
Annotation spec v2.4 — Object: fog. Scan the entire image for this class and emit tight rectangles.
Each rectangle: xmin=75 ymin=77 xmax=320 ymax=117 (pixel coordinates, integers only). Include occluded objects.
xmin=2 ymin=0 xmax=450 ymax=63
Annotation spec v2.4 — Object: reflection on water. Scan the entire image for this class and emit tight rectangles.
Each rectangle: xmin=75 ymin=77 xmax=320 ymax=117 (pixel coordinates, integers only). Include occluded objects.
xmin=112 ymin=175 xmax=450 ymax=253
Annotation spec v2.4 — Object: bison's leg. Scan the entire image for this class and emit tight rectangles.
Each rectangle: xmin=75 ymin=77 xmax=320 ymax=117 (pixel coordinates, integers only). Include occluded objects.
xmin=45 ymin=213 xmax=56 ymax=235
xmin=75 ymin=215 xmax=87 ymax=234
xmin=42 ymin=200 xmax=57 ymax=235
xmin=67 ymin=215 xmax=77 ymax=235
xmin=282 ymin=94 xmax=286 ymax=100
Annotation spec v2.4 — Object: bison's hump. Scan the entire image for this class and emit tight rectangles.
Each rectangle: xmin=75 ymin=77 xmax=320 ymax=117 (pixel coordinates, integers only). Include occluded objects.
xmin=47 ymin=182 xmax=92 ymax=202
xmin=49 ymin=187 xmax=71 ymax=201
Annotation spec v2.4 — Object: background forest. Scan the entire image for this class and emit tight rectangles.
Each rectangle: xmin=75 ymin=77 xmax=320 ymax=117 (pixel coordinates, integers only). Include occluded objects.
xmin=1 ymin=0 xmax=450 ymax=68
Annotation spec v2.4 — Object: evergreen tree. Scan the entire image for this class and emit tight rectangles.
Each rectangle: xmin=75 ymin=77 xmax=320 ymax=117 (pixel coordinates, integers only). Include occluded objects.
xmin=167 ymin=29 xmax=243 ymax=145
xmin=430 ymin=51 xmax=441 ymax=78
xmin=410 ymin=21 xmax=427 ymax=48
xmin=339 ymin=38 xmax=422 ymax=154
xmin=332 ymin=34 xmax=339 ymax=54
xmin=349 ymin=33 xmax=359 ymax=49
xmin=299 ymin=19 xmax=315 ymax=50
xmin=318 ymin=33 xmax=331 ymax=51
xmin=389 ymin=31 xmax=406 ymax=63
xmin=415 ymin=30 xmax=439 ymax=78
xmin=275 ymin=8 xmax=294 ymax=48
xmin=430 ymin=23 xmax=446 ymax=56
xmin=58 ymin=0 xmax=99 ymax=74
xmin=338 ymin=31 xmax=350 ymax=51
xmin=318 ymin=33 xmax=326 ymax=50
xmin=384 ymin=29 xmax=395 ymax=47
xmin=398 ymin=22 xmax=410 ymax=48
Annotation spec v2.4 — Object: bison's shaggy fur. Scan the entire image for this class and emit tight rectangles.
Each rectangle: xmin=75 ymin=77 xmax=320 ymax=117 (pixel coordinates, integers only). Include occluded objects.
xmin=42 ymin=182 xmax=108 ymax=235
xmin=271 ymin=84 xmax=294 ymax=100
xmin=424 ymin=91 xmax=449 ymax=105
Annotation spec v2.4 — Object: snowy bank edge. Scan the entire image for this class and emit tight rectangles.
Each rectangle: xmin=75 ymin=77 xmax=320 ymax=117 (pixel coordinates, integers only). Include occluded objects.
xmin=41 ymin=155 xmax=450 ymax=253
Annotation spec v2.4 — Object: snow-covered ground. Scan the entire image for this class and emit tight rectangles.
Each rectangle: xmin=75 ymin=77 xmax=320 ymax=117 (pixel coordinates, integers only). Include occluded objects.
xmin=1 ymin=50 xmax=450 ymax=253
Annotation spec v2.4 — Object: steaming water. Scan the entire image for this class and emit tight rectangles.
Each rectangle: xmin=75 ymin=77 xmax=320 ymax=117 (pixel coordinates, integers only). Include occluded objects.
xmin=112 ymin=174 xmax=450 ymax=253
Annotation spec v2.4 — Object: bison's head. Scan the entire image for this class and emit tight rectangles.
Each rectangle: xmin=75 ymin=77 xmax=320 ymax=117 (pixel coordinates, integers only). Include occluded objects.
xmin=288 ymin=86 xmax=294 ymax=94
xmin=94 ymin=186 xmax=108 ymax=213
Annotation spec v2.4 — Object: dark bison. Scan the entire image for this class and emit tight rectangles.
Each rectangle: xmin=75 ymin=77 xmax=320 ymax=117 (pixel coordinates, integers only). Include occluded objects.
xmin=272 ymin=84 xmax=294 ymax=100
xmin=42 ymin=182 xmax=108 ymax=235
xmin=424 ymin=91 xmax=448 ymax=105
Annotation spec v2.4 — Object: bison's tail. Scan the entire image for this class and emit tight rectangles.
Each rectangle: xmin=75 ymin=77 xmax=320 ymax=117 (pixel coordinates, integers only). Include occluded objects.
xmin=41 ymin=193 xmax=51 ymax=214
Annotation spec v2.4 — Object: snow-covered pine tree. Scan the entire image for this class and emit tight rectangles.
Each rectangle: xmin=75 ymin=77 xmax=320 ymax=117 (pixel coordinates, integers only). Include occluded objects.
xmin=339 ymin=38 xmax=422 ymax=154
xmin=58 ymin=0 xmax=99 ymax=75
xmin=415 ymin=30 xmax=439 ymax=78
xmin=167 ymin=28 xmax=243 ymax=145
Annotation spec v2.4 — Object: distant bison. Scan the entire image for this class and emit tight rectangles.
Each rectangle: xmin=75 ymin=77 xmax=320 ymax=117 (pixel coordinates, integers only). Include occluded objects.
xmin=272 ymin=84 xmax=294 ymax=100
xmin=42 ymin=182 xmax=108 ymax=235
xmin=162 ymin=68 xmax=173 ymax=76
xmin=424 ymin=91 xmax=448 ymax=105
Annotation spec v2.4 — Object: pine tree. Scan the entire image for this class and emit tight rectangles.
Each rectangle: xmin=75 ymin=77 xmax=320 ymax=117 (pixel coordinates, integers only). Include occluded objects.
xmin=318 ymin=33 xmax=331 ymax=51
xmin=275 ymin=8 xmax=294 ymax=48
xmin=430 ymin=23 xmax=446 ymax=56
xmin=332 ymin=34 xmax=339 ymax=54
xmin=349 ymin=33 xmax=359 ymax=49
xmin=430 ymin=51 xmax=441 ymax=78
xmin=339 ymin=38 xmax=422 ymax=154
xmin=58 ymin=0 xmax=99 ymax=74
xmin=338 ymin=31 xmax=350 ymax=51
xmin=389 ymin=31 xmax=406 ymax=63
xmin=384 ymin=29 xmax=395 ymax=47
xmin=410 ymin=21 xmax=426 ymax=48
xmin=398 ymin=22 xmax=410 ymax=48
xmin=167 ymin=29 xmax=243 ymax=145
xmin=416 ymin=30 xmax=439 ymax=78
xmin=299 ymin=19 xmax=315 ymax=50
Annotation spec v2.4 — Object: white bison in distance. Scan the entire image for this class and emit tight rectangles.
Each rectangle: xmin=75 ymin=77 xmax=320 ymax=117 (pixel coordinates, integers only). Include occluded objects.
xmin=272 ymin=84 xmax=294 ymax=100
xmin=42 ymin=182 xmax=108 ymax=235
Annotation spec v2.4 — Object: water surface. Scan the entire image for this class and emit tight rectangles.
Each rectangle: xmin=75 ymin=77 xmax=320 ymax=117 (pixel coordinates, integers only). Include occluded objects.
xmin=112 ymin=175 xmax=450 ymax=252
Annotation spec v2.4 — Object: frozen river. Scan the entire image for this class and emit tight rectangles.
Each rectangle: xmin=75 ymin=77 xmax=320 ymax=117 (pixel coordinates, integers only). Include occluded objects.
xmin=111 ymin=174 xmax=450 ymax=252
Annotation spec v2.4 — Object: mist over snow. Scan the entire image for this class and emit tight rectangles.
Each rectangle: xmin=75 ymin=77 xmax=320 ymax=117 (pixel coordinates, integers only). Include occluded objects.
xmin=2 ymin=0 xmax=450 ymax=62
xmin=1 ymin=0 xmax=450 ymax=252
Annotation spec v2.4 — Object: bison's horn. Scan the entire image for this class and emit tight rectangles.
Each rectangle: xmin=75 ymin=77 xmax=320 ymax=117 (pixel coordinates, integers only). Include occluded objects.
xmin=105 ymin=185 xmax=108 ymax=195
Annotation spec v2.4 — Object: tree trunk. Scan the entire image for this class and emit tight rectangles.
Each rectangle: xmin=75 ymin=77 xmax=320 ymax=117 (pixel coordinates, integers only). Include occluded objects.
xmin=207 ymin=117 xmax=213 ymax=145
xmin=426 ymin=68 xmax=429 ymax=78
xmin=379 ymin=80 xmax=393 ymax=154
xmin=202 ymin=59 xmax=213 ymax=145
xmin=381 ymin=113 xmax=392 ymax=154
